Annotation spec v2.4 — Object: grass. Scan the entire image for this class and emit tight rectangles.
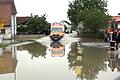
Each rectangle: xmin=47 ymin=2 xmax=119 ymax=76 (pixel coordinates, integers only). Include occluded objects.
xmin=0 ymin=43 xmax=7 ymax=48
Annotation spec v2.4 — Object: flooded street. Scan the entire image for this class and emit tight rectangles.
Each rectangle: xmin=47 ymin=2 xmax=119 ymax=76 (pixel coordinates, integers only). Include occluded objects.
xmin=0 ymin=33 xmax=120 ymax=80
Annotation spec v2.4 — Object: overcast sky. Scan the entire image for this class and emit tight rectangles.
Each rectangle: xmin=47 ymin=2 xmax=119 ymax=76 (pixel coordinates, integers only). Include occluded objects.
xmin=14 ymin=0 xmax=120 ymax=23
xmin=107 ymin=0 xmax=120 ymax=16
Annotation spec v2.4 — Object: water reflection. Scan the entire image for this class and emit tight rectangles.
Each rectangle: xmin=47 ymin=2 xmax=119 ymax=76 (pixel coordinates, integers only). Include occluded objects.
xmin=67 ymin=42 xmax=83 ymax=79
xmin=49 ymin=42 xmax=65 ymax=57
xmin=18 ymin=42 xmax=46 ymax=59
xmin=107 ymin=50 xmax=120 ymax=72
xmin=0 ymin=46 xmax=17 ymax=80
xmin=1 ymin=41 xmax=120 ymax=80
xmin=68 ymin=42 xmax=108 ymax=80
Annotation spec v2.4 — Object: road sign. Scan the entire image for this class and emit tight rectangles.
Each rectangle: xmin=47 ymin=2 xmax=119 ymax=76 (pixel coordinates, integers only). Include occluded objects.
xmin=0 ymin=23 xmax=4 ymax=27
xmin=0 ymin=20 xmax=4 ymax=29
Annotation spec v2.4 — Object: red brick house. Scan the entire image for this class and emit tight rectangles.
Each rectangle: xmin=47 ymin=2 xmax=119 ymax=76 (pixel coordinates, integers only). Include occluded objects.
xmin=0 ymin=0 xmax=17 ymax=39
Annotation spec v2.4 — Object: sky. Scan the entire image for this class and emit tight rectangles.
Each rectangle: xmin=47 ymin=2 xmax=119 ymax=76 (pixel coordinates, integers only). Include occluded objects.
xmin=14 ymin=0 xmax=120 ymax=23
xmin=14 ymin=0 xmax=70 ymax=23
xmin=107 ymin=0 xmax=120 ymax=16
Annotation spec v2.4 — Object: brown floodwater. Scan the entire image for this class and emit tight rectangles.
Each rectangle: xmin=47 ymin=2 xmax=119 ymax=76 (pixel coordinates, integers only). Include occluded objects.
xmin=0 ymin=41 xmax=120 ymax=80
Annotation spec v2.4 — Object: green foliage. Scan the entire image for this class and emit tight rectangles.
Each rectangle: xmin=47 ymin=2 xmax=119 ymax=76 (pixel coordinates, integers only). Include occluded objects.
xmin=17 ymin=24 xmax=28 ymax=33
xmin=17 ymin=14 xmax=50 ymax=34
xmin=26 ymin=14 xmax=50 ymax=33
xmin=68 ymin=0 xmax=84 ymax=30
xmin=83 ymin=9 xmax=109 ymax=33
xmin=0 ymin=43 xmax=7 ymax=48
xmin=67 ymin=0 xmax=110 ymax=34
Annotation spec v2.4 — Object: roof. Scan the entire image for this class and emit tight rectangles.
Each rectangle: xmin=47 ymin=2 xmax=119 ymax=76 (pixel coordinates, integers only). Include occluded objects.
xmin=0 ymin=0 xmax=17 ymax=26
xmin=113 ymin=16 xmax=120 ymax=22
xmin=17 ymin=17 xmax=30 ymax=25
xmin=0 ymin=0 xmax=17 ymax=14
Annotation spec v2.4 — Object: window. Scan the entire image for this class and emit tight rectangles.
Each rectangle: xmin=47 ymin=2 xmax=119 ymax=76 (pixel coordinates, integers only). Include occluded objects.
xmin=1 ymin=29 xmax=5 ymax=34
xmin=51 ymin=28 xmax=63 ymax=32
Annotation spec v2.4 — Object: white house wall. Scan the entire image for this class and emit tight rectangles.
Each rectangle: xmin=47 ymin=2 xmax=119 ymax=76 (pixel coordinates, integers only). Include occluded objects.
xmin=3 ymin=14 xmax=16 ymax=39
xmin=0 ymin=48 xmax=3 ymax=56
xmin=11 ymin=14 xmax=17 ymax=38
xmin=3 ymin=27 xmax=11 ymax=39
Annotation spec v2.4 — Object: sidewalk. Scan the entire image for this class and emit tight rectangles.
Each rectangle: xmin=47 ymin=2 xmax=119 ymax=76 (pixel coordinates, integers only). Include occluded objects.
xmin=16 ymin=34 xmax=45 ymax=41
xmin=1 ymin=34 xmax=45 ymax=47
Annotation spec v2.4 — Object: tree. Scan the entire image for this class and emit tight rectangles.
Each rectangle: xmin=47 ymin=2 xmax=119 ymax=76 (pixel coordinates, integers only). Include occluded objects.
xmin=67 ymin=0 xmax=110 ymax=34
xmin=83 ymin=9 xmax=109 ymax=33
xmin=26 ymin=14 xmax=50 ymax=34
xmin=22 ymin=42 xmax=46 ymax=59
xmin=68 ymin=0 xmax=84 ymax=30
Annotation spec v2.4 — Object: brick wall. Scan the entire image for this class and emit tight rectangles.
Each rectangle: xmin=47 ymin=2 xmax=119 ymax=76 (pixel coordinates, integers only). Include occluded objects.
xmin=0 ymin=5 xmax=11 ymax=26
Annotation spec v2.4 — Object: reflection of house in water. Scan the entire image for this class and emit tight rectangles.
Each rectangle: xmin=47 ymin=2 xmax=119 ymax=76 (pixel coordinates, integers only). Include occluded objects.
xmin=50 ymin=42 xmax=65 ymax=57
xmin=107 ymin=50 xmax=120 ymax=72
xmin=0 ymin=46 xmax=17 ymax=74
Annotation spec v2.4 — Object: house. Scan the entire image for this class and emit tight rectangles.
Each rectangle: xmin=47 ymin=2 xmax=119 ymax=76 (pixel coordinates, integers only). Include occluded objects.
xmin=17 ymin=17 xmax=30 ymax=25
xmin=16 ymin=16 xmax=30 ymax=34
xmin=113 ymin=16 xmax=120 ymax=28
xmin=0 ymin=0 xmax=17 ymax=39
xmin=108 ymin=16 xmax=120 ymax=29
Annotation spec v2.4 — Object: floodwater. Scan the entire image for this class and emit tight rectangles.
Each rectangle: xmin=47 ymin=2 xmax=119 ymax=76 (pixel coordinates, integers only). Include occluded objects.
xmin=0 ymin=33 xmax=120 ymax=80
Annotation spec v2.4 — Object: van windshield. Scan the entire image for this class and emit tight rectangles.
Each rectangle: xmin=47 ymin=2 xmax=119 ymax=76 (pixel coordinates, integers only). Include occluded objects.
xmin=51 ymin=28 xmax=63 ymax=32
xmin=51 ymin=49 xmax=64 ymax=54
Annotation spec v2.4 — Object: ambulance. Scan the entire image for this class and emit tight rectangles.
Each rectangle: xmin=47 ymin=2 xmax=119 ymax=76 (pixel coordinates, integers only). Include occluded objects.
xmin=50 ymin=23 xmax=65 ymax=41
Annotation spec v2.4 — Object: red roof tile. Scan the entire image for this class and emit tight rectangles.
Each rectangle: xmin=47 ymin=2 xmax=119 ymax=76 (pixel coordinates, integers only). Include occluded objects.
xmin=113 ymin=16 xmax=120 ymax=22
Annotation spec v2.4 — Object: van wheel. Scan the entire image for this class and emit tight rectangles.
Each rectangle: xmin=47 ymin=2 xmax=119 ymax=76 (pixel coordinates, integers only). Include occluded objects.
xmin=116 ymin=45 xmax=118 ymax=50
xmin=111 ymin=48 xmax=115 ymax=50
